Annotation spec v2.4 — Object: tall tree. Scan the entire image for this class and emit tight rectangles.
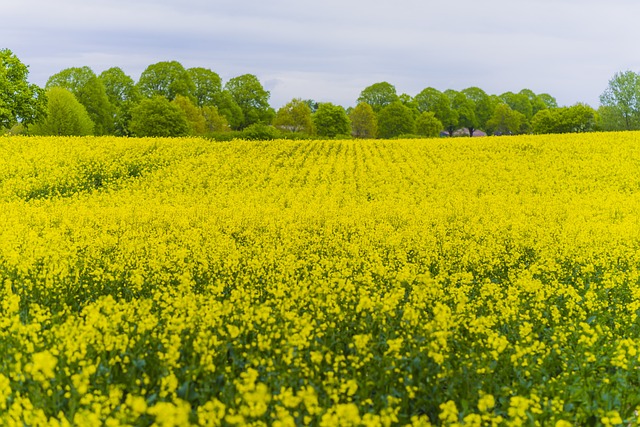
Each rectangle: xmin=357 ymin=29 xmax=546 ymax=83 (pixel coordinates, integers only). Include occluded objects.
xmin=46 ymin=66 xmax=113 ymax=135
xmin=414 ymin=88 xmax=457 ymax=136
xmin=187 ymin=67 xmax=222 ymax=107
xmin=357 ymin=82 xmax=399 ymax=112
xmin=225 ymin=74 xmax=274 ymax=128
xmin=377 ymin=101 xmax=415 ymax=138
xmin=0 ymin=48 xmax=46 ymax=130
xmin=31 ymin=87 xmax=94 ymax=136
xmin=349 ymin=103 xmax=378 ymax=138
xmin=446 ymin=90 xmax=477 ymax=136
xmin=98 ymin=67 xmax=140 ymax=135
xmin=273 ymin=98 xmax=314 ymax=134
xmin=600 ymin=70 xmax=640 ymax=130
xmin=313 ymin=103 xmax=351 ymax=138
xmin=462 ymin=87 xmax=495 ymax=134
xmin=129 ymin=95 xmax=189 ymax=137
xmin=137 ymin=61 xmax=195 ymax=102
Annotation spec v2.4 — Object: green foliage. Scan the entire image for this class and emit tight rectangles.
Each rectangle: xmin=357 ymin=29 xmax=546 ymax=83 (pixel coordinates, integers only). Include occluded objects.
xmin=597 ymin=105 xmax=626 ymax=131
xmin=414 ymin=88 xmax=458 ymax=134
xmin=172 ymin=95 xmax=206 ymax=135
xmin=600 ymin=70 xmax=640 ymax=130
xmin=30 ymin=87 xmax=94 ymax=136
xmin=462 ymin=87 xmax=495 ymax=133
xmin=212 ymin=90 xmax=244 ymax=130
xmin=446 ymin=90 xmax=477 ymax=136
xmin=225 ymin=74 xmax=274 ymax=128
xmin=313 ymin=103 xmax=351 ymax=138
xmin=201 ymin=105 xmax=230 ymax=133
xmin=129 ymin=96 xmax=189 ymax=137
xmin=137 ymin=61 xmax=196 ymax=102
xmin=537 ymin=93 xmax=558 ymax=109
xmin=349 ymin=103 xmax=378 ymax=138
xmin=531 ymin=104 xmax=597 ymax=134
xmin=357 ymin=82 xmax=399 ymax=112
xmin=241 ymin=123 xmax=281 ymax=140
xmin=486 ymin=103 xmax=526 ymax=135
xmin=499 ymin=91 xmax=533 ymax=120
xmin=187 ymin=67 xmax=222 ymax=107
xmin=415 ymin=111 xmax=443 ymax=137
xmin=273 ymin=98 xmax=314 ymax=134
xmin=376 ymin=101 xmax=415 ymax=138
xmin=46 ymin=66 xmax=113 ymax=135
xmin=0 ymin=48 xmax=46 ymax=129
xmin=99 ymin=67 xmax=140 ymax=136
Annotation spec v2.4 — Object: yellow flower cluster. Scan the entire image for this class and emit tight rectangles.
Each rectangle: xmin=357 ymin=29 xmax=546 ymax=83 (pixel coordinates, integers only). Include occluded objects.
xmin=1 ymin=133 xmax=640 ymax=425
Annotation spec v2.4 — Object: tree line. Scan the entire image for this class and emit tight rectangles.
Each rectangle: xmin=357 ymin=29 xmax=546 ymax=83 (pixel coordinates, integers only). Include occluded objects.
xmin=0 ymin=48 xmax=638 ymax=139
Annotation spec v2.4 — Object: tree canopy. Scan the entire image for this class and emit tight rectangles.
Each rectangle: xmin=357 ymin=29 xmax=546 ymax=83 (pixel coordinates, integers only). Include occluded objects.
xmin=46 ymin=66 xmax=113 ymax=135
xmin=357 ymin=82 xmax=399 ymax=112
xmin=129 ymin=96 xmax=189 ymax=137
xmin=137 ymin=61 xmax=195 ymax=102
xmin=0 ymin=48 xmax=46 ymax=130
xmin=31 ymin=87 xmax=94 ymax=136
xmin=225 ymin=74 xmax=274 ymax=129
xmin=377 ymin=101 xmax=415 ymax=138
xmin=600 ymin=70 xmax=640 ymax=130
xmin=2 ymin=50 xmax=623 ymax=139
xmin=349 ymin=103 xmax=378 ymax=138
xmin=273 ymin=98 xmax=314 ymax=134
xmin=313 ymin=103 xmax=351 ymax=138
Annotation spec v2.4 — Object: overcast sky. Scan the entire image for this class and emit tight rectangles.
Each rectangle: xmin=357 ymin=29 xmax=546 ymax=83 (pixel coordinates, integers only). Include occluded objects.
xmin=4 ymin=0 xmax=640 ymax=109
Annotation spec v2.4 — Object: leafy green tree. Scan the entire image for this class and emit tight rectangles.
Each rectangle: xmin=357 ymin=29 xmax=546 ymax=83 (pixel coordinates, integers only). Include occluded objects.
xmin=530 ymin=109 xmax=557 ymax=134
xmin=486 ymin=103 xmax=525 ymax=135
xmin=313 ymin=103 xmax=351 ymax=138
xmin=462 ymin=87 xmax=495 ymax=134
xmin=537 ymin=93 xmax=558 ymax=109
xmin=414 ymin=88 xmax=457 ymax=136
xmin=559 ymin=104 xmax=597 ymax=133
xmin=415 ymin=111 xmax=443 ymax=137
xmin=519 ymin=89 xmax=548 ymax=116
xmin=377 ymin=101 xmax=415 ymax=138
xmin=137 ymin=61 xmax=195 ymax=102
xmin=201 ymin=105 xmax=230 ymax=133
xmin=129 ymin=95 xmax=189 ymax=137
xmin=531 ymin=104 xmax=597 ymax=134
xmin=212 ymin=90 xmax=244 ymax=130
xmin=172 ymin=95 xmax=206 ymax=135
xmin=225 ymin=74 xmax=274 ymax=128
xmin=187 ymin=67 xmax=222 ymax=107
xmin=31 ymin=87 xmax=94 ymax=136
xmin=98 ymin=67 xmax=140 ymax=135
xmin=600 ymin=70 xmax=640 ymax=130
xmin=357 ymin=82 xmax=399 ymax=112
xmin=349 ymin=103 xmax=378 ymax=138
xmin=273 ymin=98 xmax=314 ymax=134
xmin=0 ymin=48 xmax=46 ymax=130
xmin=46 ymin=66 xmax=113 ymax=135
xmin=446 ymin=90 xmax=477 ymax=136
xmin=499 ymin=91 xmax=533 ymax=120
xmin=597 ymin=105 xmax=626 ymax=131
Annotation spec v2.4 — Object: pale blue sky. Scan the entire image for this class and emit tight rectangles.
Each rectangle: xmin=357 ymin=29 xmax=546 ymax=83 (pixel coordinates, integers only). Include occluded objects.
xmin=4 ymin=0 xmax=640 ymax=108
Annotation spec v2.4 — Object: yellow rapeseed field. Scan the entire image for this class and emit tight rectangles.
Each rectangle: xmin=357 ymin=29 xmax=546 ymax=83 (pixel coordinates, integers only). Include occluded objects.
xmin=1 ymin=133 xmax=640 ymax=426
